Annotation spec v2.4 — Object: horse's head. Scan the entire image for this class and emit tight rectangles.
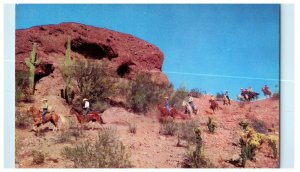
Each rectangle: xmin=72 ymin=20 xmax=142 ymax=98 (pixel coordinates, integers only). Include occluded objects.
xmin=70 ymin=106 xmax=81 ymax=116
xmin=27 ymin=106 xmax=35 ymax=113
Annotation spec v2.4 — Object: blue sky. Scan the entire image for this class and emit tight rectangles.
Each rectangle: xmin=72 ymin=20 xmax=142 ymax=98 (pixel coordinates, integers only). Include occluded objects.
xmin=16 ymin=4 xmax=280 ymax=99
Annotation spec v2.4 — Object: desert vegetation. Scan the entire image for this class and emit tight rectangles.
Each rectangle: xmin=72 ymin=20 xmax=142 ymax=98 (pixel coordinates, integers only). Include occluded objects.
xmin=129 ymin=72 xmax=174 ymax=113
xmin=15 ymin=24 xmax=279 ymax=168
xmin=61 ymin=127 xmax=132 ymax=168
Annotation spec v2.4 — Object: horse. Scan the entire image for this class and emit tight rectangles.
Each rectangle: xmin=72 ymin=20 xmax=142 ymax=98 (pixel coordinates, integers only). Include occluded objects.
xmin=157 ymin=104 xmax=187 ymax=122
xmin=182 ymin=100 xmax=198 ymax=116
xmin=27 ymin=105 xmax=64 ymax=134
xmin=209 ymin=99 xmax=219 ymax=113
xmin=262 ymin=88 xmax=272 ymax=98
xmin=223 ymin=95 xmax=230 ymax=106
xmin=248 ymin=92 xmax=259 ymax=101
xmin=69 ymin=107 xmax=105 ymax=130
xmin=237 ymin=95 xmax=246 ymax=102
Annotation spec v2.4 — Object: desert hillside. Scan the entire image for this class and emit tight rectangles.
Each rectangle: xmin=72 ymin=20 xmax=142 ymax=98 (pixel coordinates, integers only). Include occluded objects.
xmin=16 ymin=95 xmax=279 ymax=168
xmin=15 ymin=23 xmax=279 ymax=168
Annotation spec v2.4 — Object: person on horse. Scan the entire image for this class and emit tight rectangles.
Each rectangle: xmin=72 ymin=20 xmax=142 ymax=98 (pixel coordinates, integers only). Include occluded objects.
xmin=263 ymin=84 xmax=269 ymax=92
xmin=188 ymin=94 xmax=196 ymax=111
xmin=41 ymin=98 xmax=48 ymax=122
xmin=248 ymin=86 xmax=253 ymax=93
xmin=209 ymin=94 xmax=215 ymax=102
xmin=164 ymin=96 xmax=170 ymax=113
xmin=83 ymin=98 xmax=90 ymax=117
xmin=241 ymin=88 xmax=247 ymax=100
xmin=224 ymin=90 xmax=231 ymax=105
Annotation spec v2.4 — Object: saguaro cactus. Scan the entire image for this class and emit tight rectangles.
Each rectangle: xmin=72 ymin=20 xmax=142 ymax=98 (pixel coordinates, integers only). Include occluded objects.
xmin=63 ymin=36 xmax=73 ymax=104
xmin=25 ymin=43 xmax=37 ymax=94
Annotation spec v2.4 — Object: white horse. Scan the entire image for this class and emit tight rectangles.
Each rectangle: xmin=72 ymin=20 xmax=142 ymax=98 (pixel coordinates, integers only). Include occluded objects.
xmin=182 ymin=100 xmax=198 ymax=116
xmin=237 ymin=95 xmax=245 ymax=102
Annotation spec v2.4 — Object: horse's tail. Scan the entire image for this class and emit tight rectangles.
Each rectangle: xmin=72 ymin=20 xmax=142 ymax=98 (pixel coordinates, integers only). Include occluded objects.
xmin=58 ymin=114 xmax=67 ymax=125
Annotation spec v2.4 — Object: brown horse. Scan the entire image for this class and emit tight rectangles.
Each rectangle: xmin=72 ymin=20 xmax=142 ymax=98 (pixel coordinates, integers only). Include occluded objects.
xmin=69 ymin=107 xmax=105 ymax=130
xmin=262 ymin=88 xmax=272 ymax=98
xmin=27 ymin=106 xmax=61 ymax=133
xmin=157 ymin=104 xmax=187 ymax=121
xmin=209 ymin=99 xmax=219 ymax=113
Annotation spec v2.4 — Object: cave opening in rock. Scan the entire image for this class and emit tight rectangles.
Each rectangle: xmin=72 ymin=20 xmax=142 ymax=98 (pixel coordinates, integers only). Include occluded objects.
xmin=34 ymin=63 xmax=55 ymax=83
xmin=117 ymin=62 xmax=133 ymax=77
xmin=70 ymin=39 xmax=118 ymax=60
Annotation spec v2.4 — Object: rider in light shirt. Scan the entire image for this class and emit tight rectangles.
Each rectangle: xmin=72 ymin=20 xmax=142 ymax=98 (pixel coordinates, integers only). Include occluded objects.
xmin=83 ymin=98 xmax=90 ymax=116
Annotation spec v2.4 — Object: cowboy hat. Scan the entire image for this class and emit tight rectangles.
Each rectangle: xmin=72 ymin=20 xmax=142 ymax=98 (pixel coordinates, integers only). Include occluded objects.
xmin=43 ymin=98 xmax=48 ymax=101
xmin=83 ymin=98 xmax=88 ymax=101
xmin=164 ymin=96 xmax=169 ymax=99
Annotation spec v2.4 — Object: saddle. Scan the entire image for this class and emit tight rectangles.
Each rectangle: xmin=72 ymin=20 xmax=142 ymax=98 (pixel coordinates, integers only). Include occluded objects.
xmin=40 ymin=111 xmax=54 ymax=122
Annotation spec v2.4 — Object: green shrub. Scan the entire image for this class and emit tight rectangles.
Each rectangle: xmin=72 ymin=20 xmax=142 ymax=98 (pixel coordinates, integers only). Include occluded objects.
xmin=189 ymin=88 xmax=205 ymax=98
xmin=32 ymin=150 xmax=47 ymax=164
xmin=70 ymin=60 xmax=115 ymax=105
xmin=53 ymin=129 xmax=81 ymax=143
xmin=268 ymin=135 xmax=278 ymax=159
xmin=160 ymin=118 xmax=179 ymax=136
xmin=239 ymin=127 xmax=263 ymax=167
xmin=61 ymin=127 xmax=132 ymax=168
xmin=15 ymin=110 xmax=32 ymax=129
xmin=130 ymin=72 xmax=168 ymax=113
xmin=207 ymin=117 xmax=217 ymax=133
xmin=92 ymin=101 xmax=110 ymax=113
xmin=251 ymin=119 xmax=267 ymax=134
xmin=178 ymin=120 xmax=199 ymax=144
xmin=239 ymin=120 xmax=249 ymax=130
xmin=182 ymin=128 xmax=213 ymax=168
xmin=15 ymin=71 xmax=32 ymax=102
xmin=170 ymin=85 xmax=189 ymax=111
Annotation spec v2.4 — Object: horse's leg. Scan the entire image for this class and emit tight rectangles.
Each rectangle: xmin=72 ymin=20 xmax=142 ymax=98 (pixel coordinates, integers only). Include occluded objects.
xmin=32 ymin=124 xmax=37 ymax=132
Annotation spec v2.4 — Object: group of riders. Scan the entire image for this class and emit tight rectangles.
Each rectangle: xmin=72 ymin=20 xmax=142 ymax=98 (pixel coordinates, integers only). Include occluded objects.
xmin=39 ymin=85 xmax=271 ymax=120
xmin=163 ymin=84 xmax=271 ymax=114
xmin=40 ymin=98 xmax=91 ymax=122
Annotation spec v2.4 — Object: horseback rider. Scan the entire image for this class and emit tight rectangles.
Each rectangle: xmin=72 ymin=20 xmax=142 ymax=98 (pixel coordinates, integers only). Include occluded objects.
xmin=224 ymin=90 xmax=231 ymax=105
xmin=188 ymin=94 xmax=196 ymax=111
xmin=41 ymin=98 xmax=48 ymax=122
xmin=164 ymin=96 xmax=170 ymax=113
xmin=263 ymin=84 xmax=269 ymax=92
xmin=209 ymin=95 xmax=215 ymax=102
xmin=83 ymin=98 xmax=90 ymax=116
xmin=248 ymin=86 xmax=253 ymax=93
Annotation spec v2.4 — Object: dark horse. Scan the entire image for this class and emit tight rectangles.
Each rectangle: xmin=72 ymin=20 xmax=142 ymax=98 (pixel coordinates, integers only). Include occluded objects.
xmin=242 ymin=91 xmax=259 ymax=102
xmin=69 ymin=107 xmax=105 ymax=130
xmin=209 ymin=99 xmax=219 ymax=113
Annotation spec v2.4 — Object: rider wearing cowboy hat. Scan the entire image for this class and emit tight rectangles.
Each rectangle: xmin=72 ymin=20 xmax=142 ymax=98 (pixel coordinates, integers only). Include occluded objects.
xmin=83 ymin=98 xmax=90 ymax=116
xmin=188 ymin=93 xmax=196 ymax=111
xmin=41 ymin=98 xmax=48 ymax=122
xmin=224 ymin=90 xmax=231 ymax=105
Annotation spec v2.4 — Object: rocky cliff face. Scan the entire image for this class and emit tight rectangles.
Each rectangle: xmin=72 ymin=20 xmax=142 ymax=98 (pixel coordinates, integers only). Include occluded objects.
xmin=15 ymin=22 xmax=168 ymax=84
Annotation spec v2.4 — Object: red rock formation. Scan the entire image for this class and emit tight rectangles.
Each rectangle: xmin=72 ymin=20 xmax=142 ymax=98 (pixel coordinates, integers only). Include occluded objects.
xmin=15 ymin=22 xmax=168 ymax=83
